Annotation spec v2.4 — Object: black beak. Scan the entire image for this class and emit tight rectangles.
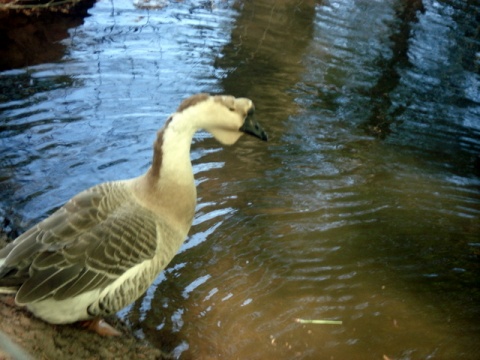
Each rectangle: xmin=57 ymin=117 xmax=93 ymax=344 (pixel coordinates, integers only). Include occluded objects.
xmin=240 ymin=113 xmax=268 ymax=141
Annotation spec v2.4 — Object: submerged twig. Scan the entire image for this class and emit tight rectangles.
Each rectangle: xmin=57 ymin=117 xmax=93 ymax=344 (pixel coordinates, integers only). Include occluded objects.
xmin=295 ymin=318 xmax=343 ymax=325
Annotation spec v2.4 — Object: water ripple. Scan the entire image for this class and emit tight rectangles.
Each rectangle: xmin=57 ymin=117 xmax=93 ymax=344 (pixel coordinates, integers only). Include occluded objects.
xmin=1 ymin=0 xmax=479 ymax=359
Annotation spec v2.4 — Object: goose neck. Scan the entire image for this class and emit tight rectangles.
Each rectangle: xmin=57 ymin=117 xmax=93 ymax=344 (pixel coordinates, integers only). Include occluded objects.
xmin=149 ymin=115 xmax=196 ymax=183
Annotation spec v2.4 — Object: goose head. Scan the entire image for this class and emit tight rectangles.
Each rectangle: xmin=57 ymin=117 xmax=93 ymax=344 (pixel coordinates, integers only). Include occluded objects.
xmin=175 ymin=93 xmax=268 ymax=145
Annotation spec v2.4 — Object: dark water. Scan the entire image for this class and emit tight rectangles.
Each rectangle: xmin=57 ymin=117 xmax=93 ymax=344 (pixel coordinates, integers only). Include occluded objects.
xmin=1 ymin=0 xmax=480 ymax=358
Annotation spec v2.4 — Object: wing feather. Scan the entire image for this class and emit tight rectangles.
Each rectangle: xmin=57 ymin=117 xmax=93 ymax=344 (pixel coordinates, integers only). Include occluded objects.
xmin=17 ymin=264 xmax=82 ymax=302
xmin=3 ymin=182 xmax=160 ymax=304
xmin=54 ymin=271 xmax=110 ymax=300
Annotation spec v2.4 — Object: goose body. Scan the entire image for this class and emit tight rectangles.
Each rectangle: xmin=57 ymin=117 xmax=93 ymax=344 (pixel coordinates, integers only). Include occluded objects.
xmin=0 ymin=94 xmax=267 ymax=332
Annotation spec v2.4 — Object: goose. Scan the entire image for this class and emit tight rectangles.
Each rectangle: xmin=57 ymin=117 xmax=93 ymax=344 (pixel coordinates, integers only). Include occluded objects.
xmin=0 ymin=93 xmax=268 ymax=336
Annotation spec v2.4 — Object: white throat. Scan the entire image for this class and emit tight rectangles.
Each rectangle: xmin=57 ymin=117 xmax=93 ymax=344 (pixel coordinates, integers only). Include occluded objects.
xmin=160 ymin=117 xmax=196 ymax=184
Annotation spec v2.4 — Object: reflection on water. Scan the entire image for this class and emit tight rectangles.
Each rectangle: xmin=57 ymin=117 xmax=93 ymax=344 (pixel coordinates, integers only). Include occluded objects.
xmin=0 ymin=0 xmax=96 ymax=71
xmin=1 ymin=0 xmax=480 ymax=358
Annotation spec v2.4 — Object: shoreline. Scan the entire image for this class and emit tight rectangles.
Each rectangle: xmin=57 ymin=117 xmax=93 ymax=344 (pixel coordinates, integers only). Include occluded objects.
xmin=0 ymin=295 xmax=164 ymax=360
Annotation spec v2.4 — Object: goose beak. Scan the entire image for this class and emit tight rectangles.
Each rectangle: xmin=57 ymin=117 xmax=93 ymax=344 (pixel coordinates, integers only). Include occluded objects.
xmin=240 ymin=114 xmax=268 ymax=141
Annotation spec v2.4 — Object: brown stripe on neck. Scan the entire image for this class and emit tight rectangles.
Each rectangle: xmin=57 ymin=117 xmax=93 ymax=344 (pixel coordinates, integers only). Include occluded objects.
xmin=148 ymin=129 xmax=164 ymax=182
xmin=176 ymin=93 xmax=209 ymax=112
xmin=148 ymin=116 xmax=176 ymax=182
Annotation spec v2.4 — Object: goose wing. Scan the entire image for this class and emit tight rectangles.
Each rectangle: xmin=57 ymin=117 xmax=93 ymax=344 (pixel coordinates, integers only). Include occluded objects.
xmin=0 ymin=183 xmax=159 ymax=304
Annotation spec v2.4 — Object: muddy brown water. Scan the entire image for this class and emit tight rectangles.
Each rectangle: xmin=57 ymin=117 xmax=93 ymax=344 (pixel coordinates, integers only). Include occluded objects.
xmin=1 ymin=0 xmax=479 ymax=359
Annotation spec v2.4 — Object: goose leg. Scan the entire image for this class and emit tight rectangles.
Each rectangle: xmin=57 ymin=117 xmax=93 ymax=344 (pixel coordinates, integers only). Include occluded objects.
xmin=80 ymin=318 xmax=122 ymax=336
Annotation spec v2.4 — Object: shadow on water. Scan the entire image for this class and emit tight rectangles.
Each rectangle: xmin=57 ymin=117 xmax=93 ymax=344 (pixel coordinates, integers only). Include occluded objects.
xmin=361 ymin=0 xmax=425 ymax=139
xmin=358 ymin=0 xmax=480 ymax=178
xmin=0 ymin=0 xmax=96 ymax=71
xmin=215 ymin=0 xmax=316 ymax=123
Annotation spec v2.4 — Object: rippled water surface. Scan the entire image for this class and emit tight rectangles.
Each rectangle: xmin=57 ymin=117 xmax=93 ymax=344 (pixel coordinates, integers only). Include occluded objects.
xmin=1 ymin=0 xmax=480 ymax=358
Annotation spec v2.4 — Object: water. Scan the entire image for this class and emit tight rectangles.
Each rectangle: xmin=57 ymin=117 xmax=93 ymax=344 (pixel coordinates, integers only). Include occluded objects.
xmin=1 ymin=0 xmax=479 ymax=358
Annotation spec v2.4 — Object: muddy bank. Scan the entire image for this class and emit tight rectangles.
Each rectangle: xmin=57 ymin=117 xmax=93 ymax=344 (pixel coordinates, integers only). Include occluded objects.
xmin=0 ymin=0 xmax=96 ymax=71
